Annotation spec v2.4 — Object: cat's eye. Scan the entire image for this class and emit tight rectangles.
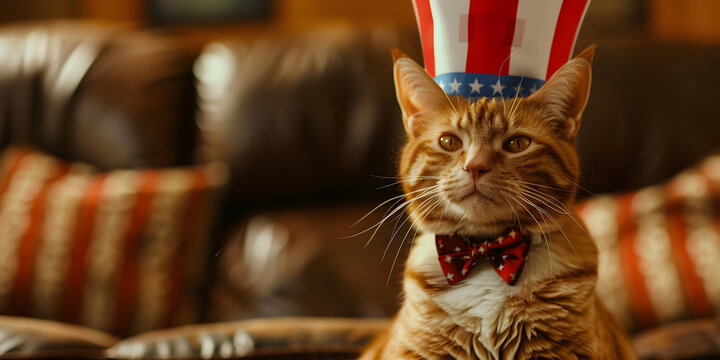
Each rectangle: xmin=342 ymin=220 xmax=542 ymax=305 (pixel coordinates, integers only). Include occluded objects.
xmin=439 ymin=134 xmax=462 ymax=152
xmin=503 ymin=136 xmax=531 ymax=153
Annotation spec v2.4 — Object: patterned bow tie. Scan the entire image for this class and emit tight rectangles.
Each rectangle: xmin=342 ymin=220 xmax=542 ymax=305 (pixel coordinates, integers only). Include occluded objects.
xmin=436 ymin=229 xmax=531 ymax=286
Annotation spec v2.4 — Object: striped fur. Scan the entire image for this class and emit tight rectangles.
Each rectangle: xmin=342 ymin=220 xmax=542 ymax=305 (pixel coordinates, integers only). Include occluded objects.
xmin=361 ymin=47 xmax=636 ymax=359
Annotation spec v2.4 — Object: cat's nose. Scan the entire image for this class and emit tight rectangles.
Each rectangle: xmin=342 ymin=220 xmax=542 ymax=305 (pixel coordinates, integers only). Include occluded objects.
xmin=463 ymin=158 xmax=491 ymax=179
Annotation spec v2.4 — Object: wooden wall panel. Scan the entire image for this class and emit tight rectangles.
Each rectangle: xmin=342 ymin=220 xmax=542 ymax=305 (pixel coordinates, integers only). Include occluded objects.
xmin=79 ymin=0 xmax=145 ymax=24
xmin=71 ymin=0 xmax=417 ymax=49
xmin=0 ymin=0 xmax=79 ymax=23
xmin=649 ymin=0 xmax=720 ymax=43
xmin=276 ymin=0 xmax=416 ymax=29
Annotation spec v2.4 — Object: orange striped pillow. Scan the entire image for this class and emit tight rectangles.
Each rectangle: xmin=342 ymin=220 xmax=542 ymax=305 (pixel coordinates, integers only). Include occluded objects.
xmin=578 ymin=152 xmax=720 ymax=332
xmin=0 ymin=146 xmax=227 ymax=336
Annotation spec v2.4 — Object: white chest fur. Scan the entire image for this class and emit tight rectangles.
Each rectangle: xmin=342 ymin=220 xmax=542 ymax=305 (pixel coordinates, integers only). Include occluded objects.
xmin=406 ymin=232 xmax=573 ymax=347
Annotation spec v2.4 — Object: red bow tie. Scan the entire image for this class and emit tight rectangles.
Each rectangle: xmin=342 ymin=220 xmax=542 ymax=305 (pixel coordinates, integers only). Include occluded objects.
xmin=436 ymin=229 xmax=531 ymax=286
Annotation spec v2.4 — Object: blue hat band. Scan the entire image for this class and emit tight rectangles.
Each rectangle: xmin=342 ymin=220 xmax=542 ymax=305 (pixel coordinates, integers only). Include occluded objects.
xmin=433 ymin=73 xmax=545 ymax=101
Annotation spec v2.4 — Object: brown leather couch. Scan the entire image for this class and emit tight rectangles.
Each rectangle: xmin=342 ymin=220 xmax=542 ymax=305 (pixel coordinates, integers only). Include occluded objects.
xmin=1 ymin=21 xmax=720 ymax=359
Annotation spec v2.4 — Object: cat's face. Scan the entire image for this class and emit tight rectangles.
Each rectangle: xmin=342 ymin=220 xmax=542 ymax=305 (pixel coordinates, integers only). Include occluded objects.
xmin=393 ymin=47 xmax=594 ymax=236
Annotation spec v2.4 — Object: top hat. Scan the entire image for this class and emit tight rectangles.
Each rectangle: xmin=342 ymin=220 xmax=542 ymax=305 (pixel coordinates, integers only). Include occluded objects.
xmin=412 ymin=0 xmax=591 ymax=99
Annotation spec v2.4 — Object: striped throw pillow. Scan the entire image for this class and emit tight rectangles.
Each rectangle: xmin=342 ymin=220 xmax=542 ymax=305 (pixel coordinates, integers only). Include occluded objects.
xmin=578 ymin=151 xmax=720 ymax=332
xmin=0 ymin=147 xmax=227 ymax=336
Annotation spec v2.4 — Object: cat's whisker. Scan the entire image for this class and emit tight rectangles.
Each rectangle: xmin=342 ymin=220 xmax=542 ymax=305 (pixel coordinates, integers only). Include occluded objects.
xmin=373 ymin=175 xmax=443 ymax=190
xmin=516 ymin=179 xmax=573 ymax=193
xmin=504 ymin=191 xmax=554 ymax=280
xmin=496 ymin=47 xmax=523 ymax=115
xmin=441 ymin=91 xmax=461 ymax=120
xmin=499 ymin=191 xmax=522 ymax=229
xmin=386 ymin=195 xmax=445 ymax=287
xmin=557 ymin=175 xmax=597 ymax=196
xmin=371 ymin=175 xmax=443 ymax=180
xmin=348 ymin=186 xmax=442 ymax=246
xmin=516 ymin=181 xmax=592 ymax=243
xmin=386 ymin=195 xmax=443 ymax=272
xmin=493 ymin=48 xmax=520 ymax=116
xmin=516 ymin=183 xmax=576 ymax=216
xmin=518 ymin=188 xmax=569 ymax=215
xmin=517 ymin=183 xmax=566 ymax=203
xmin=410 ymin=199 xmax=451 ymax=273
xmin=382 ymin=192 xmax=443 ymax=260
xmin=376 ymin=177 xmax=441 ymax=190
xmin=439 ymin=198 xmax=450 ymax=223
xmin=507 ymin=75 xmax=525 ymax=124
xmin=524 ymin=204 xmax=557 ymax=281
xmin=452 ymin=213 xmax=467 ymax=234
xmin=378 ymin=187 xmax=441 ymax=226
xmin=354 ymin=184 xmax=441 ymax=228
xmin=350 ymin=192 xmax=415 ymax=228
xmin=517 ymin=194 xmax=584 ymax=268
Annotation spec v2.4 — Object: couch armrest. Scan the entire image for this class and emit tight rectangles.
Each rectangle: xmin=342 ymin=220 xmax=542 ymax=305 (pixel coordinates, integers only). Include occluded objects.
xmin=106 ymin=317 xmax=388 ymax=359
xmin=633 ymin=317 xmax=720 ymax=360
xmin=0 ymin=315 xmax=118 ymax=359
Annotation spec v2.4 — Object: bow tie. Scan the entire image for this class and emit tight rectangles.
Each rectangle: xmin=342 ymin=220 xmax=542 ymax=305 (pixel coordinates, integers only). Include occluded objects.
xmin=436 ymin=228 xmax=531 ymax=286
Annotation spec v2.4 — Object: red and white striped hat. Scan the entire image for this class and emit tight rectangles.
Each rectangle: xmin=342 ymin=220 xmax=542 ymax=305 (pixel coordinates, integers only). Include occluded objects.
xmin=412 ymin=0 xmax=590 ymax=99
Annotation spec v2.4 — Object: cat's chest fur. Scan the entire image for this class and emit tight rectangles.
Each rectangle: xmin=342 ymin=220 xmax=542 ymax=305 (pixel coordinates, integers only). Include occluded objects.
xmin=405 ymin=232 xmax=575 ymax=354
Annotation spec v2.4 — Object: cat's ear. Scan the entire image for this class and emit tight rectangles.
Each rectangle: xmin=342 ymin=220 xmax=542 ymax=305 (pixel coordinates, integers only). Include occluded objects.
xmin=392 ymin=49 xmax=451 ymax=137
xmin=529 ymin=44 xmax=595 ymax=139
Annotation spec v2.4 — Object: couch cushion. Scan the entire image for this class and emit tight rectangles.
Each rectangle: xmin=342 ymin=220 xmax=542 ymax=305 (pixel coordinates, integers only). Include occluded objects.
xmin=0 ymin=146 xmax=228 ymax=336
xmin=578 ymin=150 xmax=720 ymax=332
xmin=194 ymin=28 xmax=421 ymax=209
xmin=0 ymin=315 xmax=117 ymax=359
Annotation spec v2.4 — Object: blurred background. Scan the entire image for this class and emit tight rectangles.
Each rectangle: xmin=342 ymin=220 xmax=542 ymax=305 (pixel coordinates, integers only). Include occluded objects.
xmin=0 ymin=0 xmax=668 ymax=47
xmin=1 ymin=0 xmax=720 ymax=347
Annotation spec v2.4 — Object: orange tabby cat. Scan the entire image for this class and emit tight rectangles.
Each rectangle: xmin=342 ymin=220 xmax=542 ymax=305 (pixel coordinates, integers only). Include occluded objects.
xmin=360 ymin=46 xmax=637 ymax=360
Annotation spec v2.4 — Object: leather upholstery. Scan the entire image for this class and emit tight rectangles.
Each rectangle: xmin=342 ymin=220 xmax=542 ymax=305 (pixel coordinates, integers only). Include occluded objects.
xmin=577 ymin=41 xmax=720 ymax=195
xmin=0 ymin=22 xmax=196 ymax=170
xmin=0 ymin=315 xmax=117 ymax=359
xmin=107 ymin=317 xmax=387 ymax=360
xmin=195 ymin=28 xmax=420 ymax=209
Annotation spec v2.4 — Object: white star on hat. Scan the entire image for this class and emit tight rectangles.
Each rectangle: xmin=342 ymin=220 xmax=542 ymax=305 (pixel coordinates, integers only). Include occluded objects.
xmin=491 ymin=79 xmax=505 ymax=96
xmin=446 ymin=273 xmax=455 ymax=281
xmin=445 ymin=255 xmax=452 ymax=263
xmin=438 ymin=80 xmax=446 ymax=91
xmin=529 ymin=84 xmax=539 ymax=94
xmin=469 ymin=78 xmax=483 ymax=94
xmin=449 ymin=78 xmax=462 ymax=93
